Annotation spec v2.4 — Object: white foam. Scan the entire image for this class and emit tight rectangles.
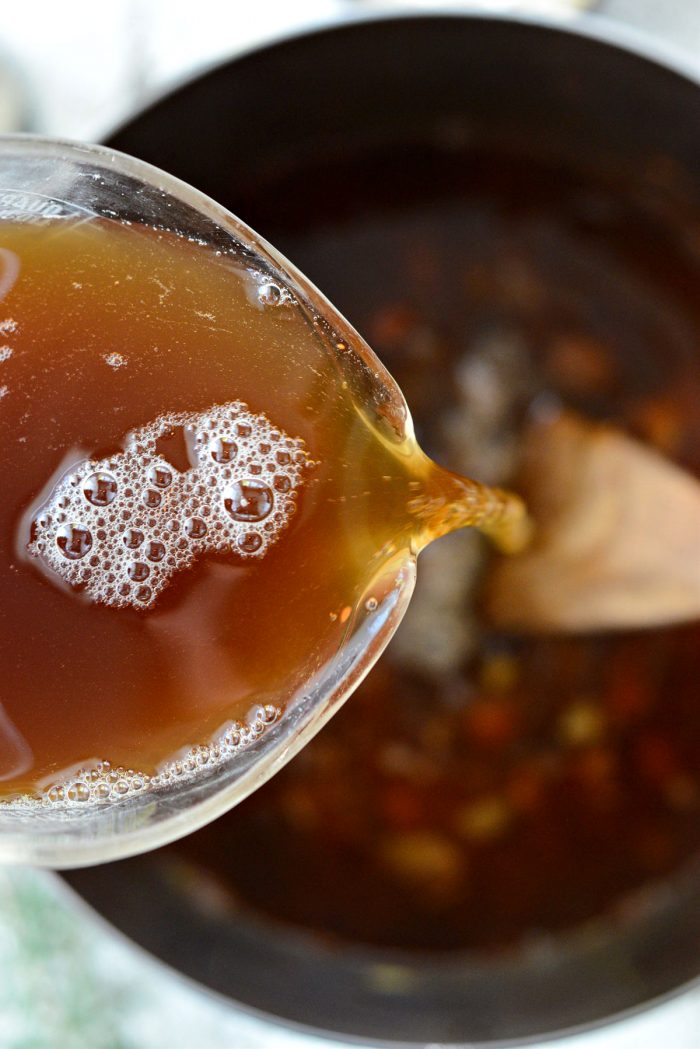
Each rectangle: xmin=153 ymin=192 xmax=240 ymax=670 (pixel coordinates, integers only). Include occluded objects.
xmin=27 ymin=400 xmax=309 ymax=610
xmin=1 ymin=704 xmax=281 ymax=810
xmin=103 ymin=352 xmax=127 ymax=369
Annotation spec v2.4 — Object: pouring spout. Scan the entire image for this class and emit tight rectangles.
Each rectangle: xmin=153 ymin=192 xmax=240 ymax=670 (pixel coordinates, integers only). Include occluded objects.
xmin=408 ymin=460 xmax=533 ymax=555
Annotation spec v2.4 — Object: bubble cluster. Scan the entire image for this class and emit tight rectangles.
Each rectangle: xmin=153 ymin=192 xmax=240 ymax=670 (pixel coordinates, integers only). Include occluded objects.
xmin=27 ymin=401 xmax=309 ymax=609
xmin=4 ymin=705 xmax=282 ymax=811
xmin=104 ymin=351 xmax=128 ymax=369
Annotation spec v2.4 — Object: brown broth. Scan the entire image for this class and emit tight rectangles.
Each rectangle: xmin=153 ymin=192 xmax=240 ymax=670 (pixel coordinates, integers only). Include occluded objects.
xmin=170 ymin=144 xmax=700 ymax=952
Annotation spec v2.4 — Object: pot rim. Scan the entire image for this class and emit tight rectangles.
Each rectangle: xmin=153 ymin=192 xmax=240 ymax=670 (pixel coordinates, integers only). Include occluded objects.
xmin=106 ymin=5 xmax=700 ymax=146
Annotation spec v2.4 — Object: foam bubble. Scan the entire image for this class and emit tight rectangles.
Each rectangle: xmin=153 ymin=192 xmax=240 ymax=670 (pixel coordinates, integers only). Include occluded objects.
xmin=210 ymin=437 xmax=237 ymax=464
xmin=223 ymin=479 xmax=273 ymax=522
xmin=104 ymin=352 xmax=127 ymax=369
xmin=185 ymin=517 xmax=206 ymax=539
xmin=26 ymin=401 xmax=310 ymax=610
xmin=56 ymin=523 xmax=93 ymax=560
xmin=147 ymin=465 xmax=172 ymax=488
xmin=257 ymin=283 xmax=283 ymax=307
xmin=83 ymin=472 xmax=118 ymax=507
xmin=238 ymin=532 xmax=263 ymax=553
xmin=123 ymin=528 xmax=144 ymax=549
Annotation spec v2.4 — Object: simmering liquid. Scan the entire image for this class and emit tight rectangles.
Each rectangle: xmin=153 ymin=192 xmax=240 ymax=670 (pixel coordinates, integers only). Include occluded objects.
xmin=163 ymin=143 xmax=700 ymax=952
xmin=0 ymin=216 xmax=524 ymax=804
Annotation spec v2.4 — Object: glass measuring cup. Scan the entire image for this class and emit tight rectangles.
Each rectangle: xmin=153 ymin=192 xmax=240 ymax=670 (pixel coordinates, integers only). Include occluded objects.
xmin=0 ymin=136 xmax=526 ymax=867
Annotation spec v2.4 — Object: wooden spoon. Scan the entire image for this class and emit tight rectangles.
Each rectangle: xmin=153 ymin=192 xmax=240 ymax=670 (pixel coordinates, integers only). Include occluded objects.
xmin=486 ymin=408 xmax=700 ymax=632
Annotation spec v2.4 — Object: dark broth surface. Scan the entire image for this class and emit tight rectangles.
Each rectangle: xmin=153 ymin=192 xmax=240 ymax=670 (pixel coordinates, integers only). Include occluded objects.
xmin=170 ymin=143 xmax=700 ymax=951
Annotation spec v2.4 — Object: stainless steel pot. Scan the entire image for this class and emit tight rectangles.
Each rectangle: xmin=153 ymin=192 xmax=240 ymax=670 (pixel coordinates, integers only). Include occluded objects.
xmin=64 ymin=11 xmax=700 ymax=1045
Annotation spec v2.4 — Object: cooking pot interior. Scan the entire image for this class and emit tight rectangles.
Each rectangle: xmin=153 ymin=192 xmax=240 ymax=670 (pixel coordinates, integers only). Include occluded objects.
xmin=64 ymin=14 xmax=700 ymax=1046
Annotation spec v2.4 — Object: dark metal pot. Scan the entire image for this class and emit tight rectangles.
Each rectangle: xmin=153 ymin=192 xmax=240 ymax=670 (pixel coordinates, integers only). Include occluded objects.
xmin=64 ymin=11 xmax=700 ymax=1046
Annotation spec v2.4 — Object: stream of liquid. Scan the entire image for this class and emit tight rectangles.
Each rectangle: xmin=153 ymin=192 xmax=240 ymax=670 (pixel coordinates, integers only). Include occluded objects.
xmin=0 ymin=216 xmax=526 ymax=805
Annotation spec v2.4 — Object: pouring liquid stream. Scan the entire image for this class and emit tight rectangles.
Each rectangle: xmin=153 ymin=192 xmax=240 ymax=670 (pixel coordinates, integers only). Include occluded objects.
xmin=0 ymin=215 xmax=528 ymax=806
